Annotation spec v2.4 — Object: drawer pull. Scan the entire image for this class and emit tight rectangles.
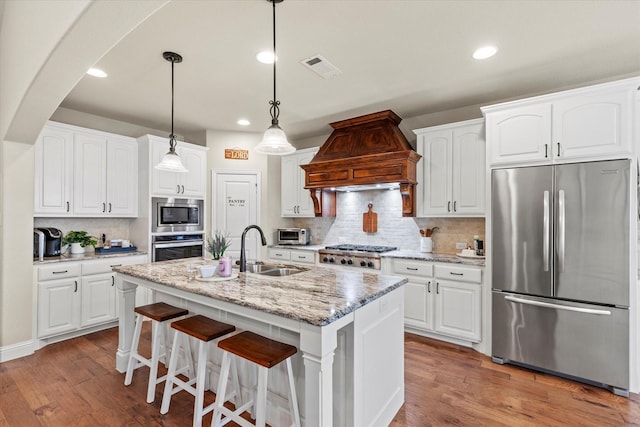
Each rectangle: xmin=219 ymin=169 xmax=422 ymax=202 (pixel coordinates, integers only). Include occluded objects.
xmin=450 ymin=272 xmax=464 ymax=276
xmin=74 ymin=281 xmax=78 ymax=292
xmin=436 ymin=282 xmax=440 ymax=294
xmin=52 ymin=270 xmax=68 ymax=274
xmin=427 ymin=281 xmax=431 ymax=293
xmin=111 ymin=276 xmax=115 ymax=286
xmin=406 ymin=267 xmax=418 ymax=271
xmin=110 ymin=264 xmax=122 ymax=268
xmin=296 ymin=256 xmax=305 ymax=259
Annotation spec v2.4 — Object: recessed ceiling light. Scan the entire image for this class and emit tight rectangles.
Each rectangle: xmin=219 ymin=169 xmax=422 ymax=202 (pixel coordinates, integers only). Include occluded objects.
xmin=473 ymin=46 xmax=497 ymax=60
xmin=256 ymin=51 xmax=276 ymax=64
xmin=237 ymin=119 xmax=250 ymax=126
xmin=87 ymin=67 xmax=108 ymax=78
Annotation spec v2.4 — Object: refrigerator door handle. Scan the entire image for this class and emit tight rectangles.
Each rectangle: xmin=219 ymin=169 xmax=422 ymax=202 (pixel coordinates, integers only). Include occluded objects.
xmin=505 ymin=296 xmax=612 ymax=316
xmin=543 ymin=190 xmax=550 ymax=272
xmin=558 ymin=189 xmax=565 ymax=273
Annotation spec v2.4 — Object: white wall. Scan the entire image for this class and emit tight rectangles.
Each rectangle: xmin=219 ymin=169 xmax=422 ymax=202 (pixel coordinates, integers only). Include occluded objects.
xmin=0 ymin=0 xmax=166 ymax=357
xmin=205 ymin=129 xmax=282 ymax=256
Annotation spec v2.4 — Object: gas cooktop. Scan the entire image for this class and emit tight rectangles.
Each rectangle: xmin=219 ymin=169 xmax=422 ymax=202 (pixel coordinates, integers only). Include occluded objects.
xmin=318 ymin=244 xmax=398 ymax=269
xmin=323 ymin=244 xmax=397 ymax=253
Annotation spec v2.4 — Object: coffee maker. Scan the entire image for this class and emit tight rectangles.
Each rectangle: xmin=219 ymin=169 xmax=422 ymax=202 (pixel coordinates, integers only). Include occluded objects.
xmin=34 ymin=227 xmax=63 ymax=260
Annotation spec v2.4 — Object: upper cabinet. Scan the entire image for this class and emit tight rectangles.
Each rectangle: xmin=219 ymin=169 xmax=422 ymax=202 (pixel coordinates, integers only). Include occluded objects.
xmin=281 ymin=147 xmax=318 ymax=217
xmin=34 ymin=123 xmax=74 ymax=215
xmin=35 ymin=122 xmax=138 ymax=217
xmin=143 ymin=135 xmax=208 ymax=198
xmin=73 ymin=132 xmax=138 ymax=216
xmin=483 ymin=78 xmax=638 ymax=167
xmin=414 ymin=119 xmax=485 ymax=217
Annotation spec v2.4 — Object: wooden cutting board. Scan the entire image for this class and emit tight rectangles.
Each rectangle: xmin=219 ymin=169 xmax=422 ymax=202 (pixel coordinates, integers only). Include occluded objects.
xmin=363 ymin=203 xmax=378 ymax=233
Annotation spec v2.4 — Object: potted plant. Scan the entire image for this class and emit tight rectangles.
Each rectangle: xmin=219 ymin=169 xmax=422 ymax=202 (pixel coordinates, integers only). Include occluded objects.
xmin=62 ymin=230 xmax=98 ymax=254
xmin=207 ymin=230 xmax=231 ymax=260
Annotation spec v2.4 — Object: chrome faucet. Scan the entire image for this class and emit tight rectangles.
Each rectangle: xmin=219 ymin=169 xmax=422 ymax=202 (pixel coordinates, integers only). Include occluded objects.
xmin=240 ymin=225 xmax=268 ymax=272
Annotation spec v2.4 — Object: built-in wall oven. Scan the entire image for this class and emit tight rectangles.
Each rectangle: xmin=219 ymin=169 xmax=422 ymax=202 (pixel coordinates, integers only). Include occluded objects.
xmin=152 ymin=234 xmax=204 ymax=262
xmin=152 ymin=197 xmax=204 ymax=233
xmin=151 ymin=197 xmax=205 ymax=261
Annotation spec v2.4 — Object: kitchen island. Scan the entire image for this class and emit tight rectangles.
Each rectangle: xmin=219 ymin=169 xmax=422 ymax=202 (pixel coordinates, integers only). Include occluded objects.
xmin=113 ymin=258 xmax=407 ymax=427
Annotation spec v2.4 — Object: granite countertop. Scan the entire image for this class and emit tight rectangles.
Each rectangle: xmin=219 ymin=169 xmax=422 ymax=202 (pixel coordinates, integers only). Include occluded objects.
xmin=34 ymin=250 xmax=148 ymax=265
xmin=113 ymin=258 xmax=407 ymax=327
xmin=383 ymin=250 xmax=486 ymax=267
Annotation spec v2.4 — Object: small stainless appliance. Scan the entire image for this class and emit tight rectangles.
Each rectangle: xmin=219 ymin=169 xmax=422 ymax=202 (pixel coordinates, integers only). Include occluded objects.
xmin=33 ymin=227 xmax=62 ymax=259
xmin=318 ymin=244 xmax=397 ymax=270
xmin=277 ymin=228 xmax=310 ymax=245
xmin=152 ymin=197 xmax=204 ymax=233
xmin=492 ymin=159 xmax=630 ymax=396
xmin=152 ymin=233 xmax=204 ymax=262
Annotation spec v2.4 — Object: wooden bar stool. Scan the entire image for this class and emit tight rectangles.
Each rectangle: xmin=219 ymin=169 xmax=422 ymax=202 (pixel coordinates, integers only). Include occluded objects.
xmin=160 ymin=315 xmax=240 ymax=427
xmin=124 ymin=302 xmax=189 ymax=403
xmin=212 ymin=331 xmax=301 ymax=427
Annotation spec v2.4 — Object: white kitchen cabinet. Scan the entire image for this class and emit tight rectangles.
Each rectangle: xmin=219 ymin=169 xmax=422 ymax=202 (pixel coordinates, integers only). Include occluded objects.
xmin=393 ymin=259 xmax=482 ymax=343
xmin=433 ymin=264 xmax=482 ymax=342
xmin=37 ymin=263 xmax=81 ymax=338
xmin=34 ymin=123 xmax=74 ymax=216
xmin=147 ymin=135 xmax=208 ymax=198
xmin=36 ymin=254 xmax=148 ymax=340
xmin=414 ymin=119 xmax=485 ymax=216
xmin=281 ymin=148 xmax=318 ymax=217
xmin=80 ymin=272 xmax=116 ymax=327
xmin=483 ymin=78 xmax=637 ymax=166
xmin=34 ymin=121 xmax=138 ymax=217
xmin=73 ymin=132 xmax=138 ymax=216
xmin=393 ymin=260 xmax=434 ymax=330
xmin=268 ymin=247 xmax=316 ymax=264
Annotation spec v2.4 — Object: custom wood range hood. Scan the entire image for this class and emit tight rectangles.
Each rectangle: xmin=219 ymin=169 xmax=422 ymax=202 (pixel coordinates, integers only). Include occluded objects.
xmin=300 ymin=110 xmax=422 ymax=217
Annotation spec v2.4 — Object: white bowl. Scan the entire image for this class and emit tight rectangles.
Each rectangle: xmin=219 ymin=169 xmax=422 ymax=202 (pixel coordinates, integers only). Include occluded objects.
xmin=199 ymin=265 xmax=218 ymax=278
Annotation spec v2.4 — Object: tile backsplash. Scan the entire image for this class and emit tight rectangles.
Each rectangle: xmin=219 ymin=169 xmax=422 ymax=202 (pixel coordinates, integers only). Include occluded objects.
xmin=34 ymin=217 xmax=133 ymax=247
xmin=291 ymin=190 xmax=485 ymax=254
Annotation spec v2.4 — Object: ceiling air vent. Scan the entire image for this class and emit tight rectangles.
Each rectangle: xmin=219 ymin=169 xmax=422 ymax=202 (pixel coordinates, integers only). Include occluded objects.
xmin=300 ymin=54 xmax=342 ymax=79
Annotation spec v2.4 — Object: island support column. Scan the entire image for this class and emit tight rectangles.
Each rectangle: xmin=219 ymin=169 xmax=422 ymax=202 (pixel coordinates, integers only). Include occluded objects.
xmin=115 ymin=278 xmax=138 ymax=372
xmin=299 ymin=315 xmax=353 ymax=427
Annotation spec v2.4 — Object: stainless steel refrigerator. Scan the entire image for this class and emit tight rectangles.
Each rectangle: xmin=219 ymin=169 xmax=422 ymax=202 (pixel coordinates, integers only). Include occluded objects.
xmin=491 ymin=159 xmax=630 ymax=396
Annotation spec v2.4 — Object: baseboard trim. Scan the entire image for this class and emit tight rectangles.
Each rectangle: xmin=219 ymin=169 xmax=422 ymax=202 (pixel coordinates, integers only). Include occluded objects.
xmin=0 ymin=339 xmax=35 ymax=363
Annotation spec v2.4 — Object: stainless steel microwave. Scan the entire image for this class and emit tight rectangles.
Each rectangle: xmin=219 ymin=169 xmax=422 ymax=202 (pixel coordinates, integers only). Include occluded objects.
xmin=152 ymin=197 xmax=204 ymax=233
xmin=277 ymin=228 xmax=310 ymax=245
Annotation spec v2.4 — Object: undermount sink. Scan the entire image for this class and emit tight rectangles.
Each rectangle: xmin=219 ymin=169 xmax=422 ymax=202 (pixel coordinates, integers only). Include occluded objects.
xmin=244 ymin=263 xmax=307 ymax=276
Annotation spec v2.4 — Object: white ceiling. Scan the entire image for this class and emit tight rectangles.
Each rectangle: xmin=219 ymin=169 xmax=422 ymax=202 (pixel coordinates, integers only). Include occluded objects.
xmin=61 ymin=0 xmax=640 ymax=142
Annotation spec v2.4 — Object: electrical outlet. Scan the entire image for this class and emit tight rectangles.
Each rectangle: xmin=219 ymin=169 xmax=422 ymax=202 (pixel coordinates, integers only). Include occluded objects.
xmin=456 ymin=242 xmax=467 ymax=249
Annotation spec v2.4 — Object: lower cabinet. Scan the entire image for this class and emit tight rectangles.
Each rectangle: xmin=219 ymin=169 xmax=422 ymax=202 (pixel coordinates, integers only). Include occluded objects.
xmin=37 ymin=254 xmax=147 ymax=339
xmin=393 ymin=259 xmax=482 ymax=343
xmin=37 ymin=264 xmax=82 ymax=337
xmin=80 ymin=272 xmax=116 ymax=327
xmin=267 ymin=247 xmax=316 ymax=265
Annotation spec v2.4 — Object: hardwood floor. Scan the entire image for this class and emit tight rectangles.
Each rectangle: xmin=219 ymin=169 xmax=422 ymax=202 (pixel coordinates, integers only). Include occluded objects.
xmin=1 ymin=328 xmax=639 ymax=426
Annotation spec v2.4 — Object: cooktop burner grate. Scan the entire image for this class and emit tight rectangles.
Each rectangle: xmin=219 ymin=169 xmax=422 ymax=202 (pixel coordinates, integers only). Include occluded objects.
xmin=323 ymin=244 xmax=397 ymax=253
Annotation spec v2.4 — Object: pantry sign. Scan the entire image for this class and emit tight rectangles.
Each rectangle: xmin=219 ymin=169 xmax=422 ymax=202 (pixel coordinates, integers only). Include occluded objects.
xmin=225 ymin=148 xmax=249 ymax=160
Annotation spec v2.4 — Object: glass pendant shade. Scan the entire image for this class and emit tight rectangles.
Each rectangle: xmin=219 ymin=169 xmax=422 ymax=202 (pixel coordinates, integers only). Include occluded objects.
xmin=255 ymin=123 xmax=295 ymax=155
xmin=257 ymin=0 xmax=295 ymax=156
xmin=155 ymin=146 xmax=188 ymax=173
xmin=155 ymin=51 xmax=188 ymax=173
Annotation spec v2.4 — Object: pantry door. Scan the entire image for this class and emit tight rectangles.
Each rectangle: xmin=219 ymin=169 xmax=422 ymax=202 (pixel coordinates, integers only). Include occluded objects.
xmin=211 ymin=170 xmax=261 ymax=261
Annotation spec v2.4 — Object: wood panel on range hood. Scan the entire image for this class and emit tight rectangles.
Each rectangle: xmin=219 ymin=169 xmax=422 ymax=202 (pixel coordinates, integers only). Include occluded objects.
xmin=300 ymin=110 xmax=422 ymax=217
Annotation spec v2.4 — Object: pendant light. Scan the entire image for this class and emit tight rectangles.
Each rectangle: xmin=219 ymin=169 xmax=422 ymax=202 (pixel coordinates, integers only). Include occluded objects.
xmin=254 ymin=0 xmax=296 ymax=155
xmin=155 ymin=51 xmax=188 ymax=173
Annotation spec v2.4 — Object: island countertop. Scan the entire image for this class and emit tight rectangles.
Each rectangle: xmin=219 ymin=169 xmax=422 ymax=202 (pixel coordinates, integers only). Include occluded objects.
xmin=113 ymin=258 xmax=407 ymax=327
